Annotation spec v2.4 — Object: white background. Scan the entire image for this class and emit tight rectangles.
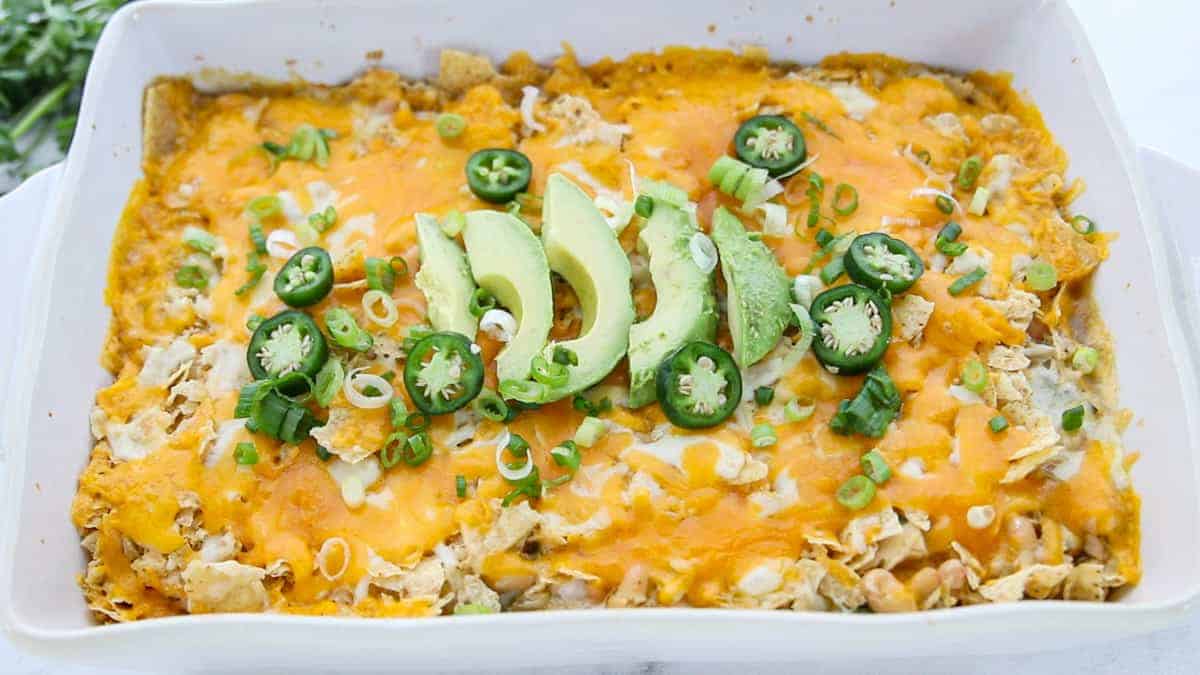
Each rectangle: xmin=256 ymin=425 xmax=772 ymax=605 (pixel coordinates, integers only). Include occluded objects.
xmin=4 ymin=0 xmax=1199 ymax=672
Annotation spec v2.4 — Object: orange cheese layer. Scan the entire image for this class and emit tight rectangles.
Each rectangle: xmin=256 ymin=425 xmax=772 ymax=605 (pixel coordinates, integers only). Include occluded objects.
xmin=76 ymin=48 xmax=1137 ymax=616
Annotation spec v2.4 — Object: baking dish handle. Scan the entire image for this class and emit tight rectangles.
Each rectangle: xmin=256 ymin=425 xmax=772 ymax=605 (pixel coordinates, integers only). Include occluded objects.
xmin=1138 ymin=148 xmax=1200 ymax=352
xmin=0 ymin=162 xmax=63 ymax=407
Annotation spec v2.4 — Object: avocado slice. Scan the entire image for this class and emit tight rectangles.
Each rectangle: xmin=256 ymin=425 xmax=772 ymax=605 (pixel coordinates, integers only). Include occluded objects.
xmin=710 ymin=206 xmax=792 ymax=367
xmin=539 ymin=173 xmax=635 ymax=397
xmin=627 ymin=203 xmax=718 ymax=407
xmin=413 ymin=213 xmax=478 ymax=339
xmin=462 ymin=210 xmax=554 ymax=382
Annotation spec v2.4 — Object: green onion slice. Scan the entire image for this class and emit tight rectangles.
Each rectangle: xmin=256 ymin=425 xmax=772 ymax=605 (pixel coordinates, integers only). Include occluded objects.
xmin=751 ymin=423 xmax=778 ymax=448
xmin=961 ymin=359 xmax=989 ymax=394
xmin=1025 ymin=261 xmax=1058 ymax=292
xmin=860 ymin=450 xmax=891 ymax=484
xmin=948 ymin=267 xmax=986 ymax=296
xmin=436 ymin=113 xmax=467 ymax=139
xmin=1062 ymin=404 xmax=1086 ymax=432
xmin=365 ymin=257 xmax=396 ymax=294
xmin=551 ymin=440 xmax=582 ymax=471
xmin=836 ymin=475 xmax=876 ymax=510
xmin=573 ymin=416 xmax=606 ymax=448
xmin=784 ymin=398 xmax=816 ymax=422
xmin=1070 ymin=215 xmax=1096 ymax=235
xmin=389 ymin=396 xmax=409 ymax=429
xmin=183 ymin=226 xmax=219 ymax=255
xmin=472 ymin=388 xmax=510 ymax=422
xmin=989 ymin=415 xmax=1009 ymax=433
xmin=956 ymin=156 xmax=983 ymax=190
xmin=832 ymin=183 xmax=858 ymax=216
xmin=234 ymin=442 xmax=259 ymax=466
xmin=634 ymin=194 xmax=654 ymax=218
xmin=314 ymin=358 xmax=345 ymax=407
xmin=530 ymin=356 xmax=569 ymax=388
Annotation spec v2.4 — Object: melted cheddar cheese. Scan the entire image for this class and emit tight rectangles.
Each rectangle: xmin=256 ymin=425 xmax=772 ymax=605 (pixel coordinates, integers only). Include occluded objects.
xmin=73 ymin=47 xmax=1138 ymax=620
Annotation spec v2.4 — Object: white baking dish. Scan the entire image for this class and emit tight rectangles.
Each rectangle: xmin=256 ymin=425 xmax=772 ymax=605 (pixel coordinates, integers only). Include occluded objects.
xmin=3 ymin=0 xmax=1200 ymax=669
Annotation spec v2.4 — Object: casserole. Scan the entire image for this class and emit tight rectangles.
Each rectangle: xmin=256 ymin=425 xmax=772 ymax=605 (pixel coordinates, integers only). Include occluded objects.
xmin=3 ymin=0 xmax=1200 ymax=669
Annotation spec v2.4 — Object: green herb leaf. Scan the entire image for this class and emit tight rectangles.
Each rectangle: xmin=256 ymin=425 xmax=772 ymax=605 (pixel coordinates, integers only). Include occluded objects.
xmin=830 ymin=366 xmax=902 ymax=438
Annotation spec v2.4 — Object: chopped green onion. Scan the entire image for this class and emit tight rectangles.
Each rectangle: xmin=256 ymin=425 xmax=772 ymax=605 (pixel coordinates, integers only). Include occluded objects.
xmin=402 ymin=431 xmax=434 ymax=466
xmin=860 ymin=450 xmax=891 ymax=484
xmin=324 ymin=308 xmax=374 ymax=352
xmin=989 ymin=415 xmax=1009 ymax=433
xmin=249 ymin=220 xmax=268 ymax=255
xmin=234 ymin=381 xmax=268 ymax=419
xmin=463 ymin=285 xmax=492 ymax=317
xmin=442 ymin=210 xmax=466 ymax=238
xmin=806 ymin=188 xmax=821 ymax=228
xmin=639 ymin=178 xmax=690 ymax=209
xmin=308 ymin=206 xmax=337 ymax=232
xmin=499 ymin=378 xmax=550 ymax=404
xmin=401 ymin=325 xmax=435 ymax=353
xmin=551 ymin=440 xmax=583 ymax=471
xmin=506 ymin=433 xmax=530 ymax=456
xmin=754 ymin=386 xmax=775 ymax=406
xmin=436 ymin=113 xmax=467 ymax=139
xmin=802 ymin=111 xmax=841 ymax=140
xmin=832 ymin=183 xmax=859 ymax=216
xmin=808 ymin=172 xmax=825 ymax=193
xmin=234 ymin=442 xmax=259 ymax=466
xmin=1025 ymin=261 xmax=1058 ymax=292
xmin=530 ymin=356 xmax=569 ymax=388
xmin=819 ymin=256 xmax=845 ymax=285
xmin=472 ymin=388 xmax=510 ymax=422
xmin=1070 ymin=215 xmax=1096 ymax=235
xmin=236 ymin=252 xmax=268 ymax=296
xmin=246 ymin=195 xmax=282 ymax=220
xmin=365 ymin=257 xmax=396 ymax=293
xmin=246 ymin=314 xmax=264 ymax=332
xmin=183 ymin=226 xmax=218 ymax=255
xmin=316 ymin=445 xmax=332 ymax=461
xmin=634 ymin=194 xmax=654 ymax=218
xmin=751 ymin=423 xmax=777 ymax=448
xmin=389 ymin=396 xmax=408 ymax=429
xmin=708 ymin=155 xmax=770 ymax=205
xmin=815 ymin=228 xmax=834 ymax=248
xmin=175 ymin=265 xmax=209 ymax=290
xmin=948 ymin=267 xmax=986 ymax=296
xmin=456 ymin=474 xmax=468 ymax=498
xmin=552 ymin=346 xmax=579 ymax=367
xmin=404 ymin=411 xmax=431 ymax=433
xmin=1062 ymin=404 xmax=1086 ymax=432
xmin=935 ymin=195 xmax=955 ymax=215
xmin=784 ymin=398 xmax=816 ymax=422
xmin=961 ymin=359 xmax=989 ymax=394
xmin=573 ymin=416 xmax=606 ymax=448
xmin=935 ymin=221 xmax=967 ymax=257
xmin=836 ymin=475 xmax=876 ymax=510
xmin=314 ymin=358 xmax=345 ymax=407
xmin=956 ymin=156 xmax=983 ymax=190
xmin=572 ymin=394 xmax=612 ymax=417
xmin=276 ymin=124 xmax=336 ymax=168
xmin=967 ymin=187 xmax=990 ymax=215
xmin=1072 ymin=346 xmax=1100 ymax=374
xmin=380 ymin=432 xmax=405 ymax=468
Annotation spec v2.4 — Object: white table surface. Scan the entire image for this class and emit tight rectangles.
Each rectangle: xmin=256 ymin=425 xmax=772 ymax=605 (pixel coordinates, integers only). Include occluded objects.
xmin=5 ymin=0 xmax=1200 ymax=672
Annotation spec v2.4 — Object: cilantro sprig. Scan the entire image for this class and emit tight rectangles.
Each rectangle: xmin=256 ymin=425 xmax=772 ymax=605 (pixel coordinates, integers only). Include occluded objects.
xmin=0 ymin=0 xmax=127 ymax=186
